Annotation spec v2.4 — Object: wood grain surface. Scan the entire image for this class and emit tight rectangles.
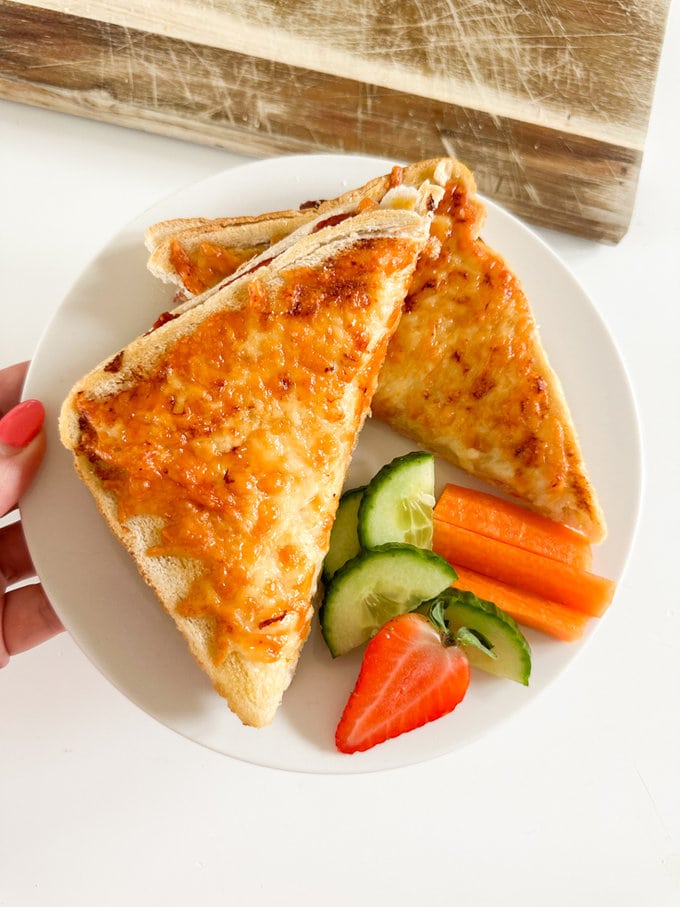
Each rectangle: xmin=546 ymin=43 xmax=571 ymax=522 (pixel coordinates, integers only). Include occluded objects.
xmin=0 ymin=0 xmax=671 ymax=240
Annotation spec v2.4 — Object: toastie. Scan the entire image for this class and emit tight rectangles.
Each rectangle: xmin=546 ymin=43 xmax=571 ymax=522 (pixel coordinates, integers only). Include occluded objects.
xmin=60 ymin=198 xmax=435 ymax=726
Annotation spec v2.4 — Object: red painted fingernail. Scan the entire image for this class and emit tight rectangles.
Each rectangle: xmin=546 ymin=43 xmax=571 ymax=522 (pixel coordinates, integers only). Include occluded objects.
xmin=0 ymin=400 xmax=45 ymax=449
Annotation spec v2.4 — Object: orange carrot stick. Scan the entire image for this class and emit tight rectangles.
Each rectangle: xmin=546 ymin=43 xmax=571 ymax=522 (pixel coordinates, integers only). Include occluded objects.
xmin=434 ymin=483 xmax=592 ymax=570
xmin=451 ymin=565 xmax=591 ymax=642
xmin=433 ymin=519 xmax=615 ymax=617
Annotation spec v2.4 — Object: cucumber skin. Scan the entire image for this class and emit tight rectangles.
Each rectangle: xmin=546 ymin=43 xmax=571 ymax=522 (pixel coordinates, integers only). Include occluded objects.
xmin=358 ymin=451 xmax=435 ymax=549
xmin=320 ymin=543 xmax=457 ymax=658
xmin=438 ymin=589 xmax=532 ymax=685
xmin=323 ymin=485 xmax=365 ymax=580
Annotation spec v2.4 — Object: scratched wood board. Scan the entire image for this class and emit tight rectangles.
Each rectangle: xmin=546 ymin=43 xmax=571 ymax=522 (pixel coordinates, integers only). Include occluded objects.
xmin=0 ymin=0 xmax=671 ymax=240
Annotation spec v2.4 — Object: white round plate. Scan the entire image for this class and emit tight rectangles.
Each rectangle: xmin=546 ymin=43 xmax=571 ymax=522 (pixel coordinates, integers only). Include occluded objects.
xmin=21 ymin=154 xmax=641 ymax=774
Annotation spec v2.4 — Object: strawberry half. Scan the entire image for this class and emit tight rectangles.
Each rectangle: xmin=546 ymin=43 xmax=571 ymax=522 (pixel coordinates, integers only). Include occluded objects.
xmin=335 ymin=610 xmax=471 ymax=754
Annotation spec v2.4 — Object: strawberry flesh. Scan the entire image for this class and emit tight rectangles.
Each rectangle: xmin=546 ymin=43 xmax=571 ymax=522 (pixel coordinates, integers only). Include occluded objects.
xmin=335 ymin=612 xmax=470 ymax=753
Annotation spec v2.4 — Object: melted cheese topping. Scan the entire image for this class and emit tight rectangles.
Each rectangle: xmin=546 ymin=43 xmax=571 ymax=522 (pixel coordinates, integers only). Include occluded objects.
xmin=76 ymin=238 xmax=412 ymax=664
xmin=373 ymin=183 xmax=598 ymax=531
xmin=170 ymin=239 xmax=265 ymax=295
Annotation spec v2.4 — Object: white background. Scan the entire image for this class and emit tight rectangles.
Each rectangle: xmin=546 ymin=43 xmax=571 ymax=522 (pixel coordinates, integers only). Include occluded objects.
xmin=1 ymin=3 xmax=679 ymax=903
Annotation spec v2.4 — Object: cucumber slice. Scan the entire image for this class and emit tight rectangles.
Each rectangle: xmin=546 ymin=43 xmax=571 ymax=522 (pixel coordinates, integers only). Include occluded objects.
xmin=320 ymin=543 xmax=457 ymax=657
xmin=323 ymin=485 xmax=365 ymax=579
xmin=435 ymin=588 xmax=532 ymax=685
xmin=358 ymin=451 xmax=435 ymax=549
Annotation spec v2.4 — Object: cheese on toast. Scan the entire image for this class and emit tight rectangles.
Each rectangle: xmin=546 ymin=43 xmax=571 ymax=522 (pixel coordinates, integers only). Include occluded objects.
xmin=60 ymin=205 xmax=431 ymax=726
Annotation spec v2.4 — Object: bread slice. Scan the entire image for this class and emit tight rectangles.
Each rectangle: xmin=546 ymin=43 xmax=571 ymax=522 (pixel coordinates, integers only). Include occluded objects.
xmin=60 ymin=204 xmax=432 ymax=727
xmin=145 ymin=159 xmax=456 ymax=296
xmin=146 ymin=209 xmax=316 ymax=295
xmin=145 ymin=158 xmax=606 ymax=542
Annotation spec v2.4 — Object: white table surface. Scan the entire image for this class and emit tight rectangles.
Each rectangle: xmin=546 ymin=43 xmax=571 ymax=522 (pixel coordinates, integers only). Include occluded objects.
xmin=1 ymin=5 xmax=679 ymax=903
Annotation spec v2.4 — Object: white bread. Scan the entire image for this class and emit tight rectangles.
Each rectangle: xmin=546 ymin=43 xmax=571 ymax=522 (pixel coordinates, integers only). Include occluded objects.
xmin=60 ymin=204 xmax=432 ymax=727
xmin=144 ymin=159 xmax=460 ymax=295
xmin=145 ymin=209 xmax=315 ymax=289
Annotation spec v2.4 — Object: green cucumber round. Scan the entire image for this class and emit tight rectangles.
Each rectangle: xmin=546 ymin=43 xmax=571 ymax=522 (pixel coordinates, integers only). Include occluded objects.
xmin=323 ymin=485 xmax=365 ymax=580
xmin=358 ymin=451 xmax=435 ymax=550
xmin=320 ymin=542 xmax=457 ymax=657
xmin=437 ymin=588 xmax=532 ymax=685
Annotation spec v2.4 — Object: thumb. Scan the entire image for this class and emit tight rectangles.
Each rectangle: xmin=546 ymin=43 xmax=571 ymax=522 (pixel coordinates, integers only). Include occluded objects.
xmin=0 ymin=400 xmax=46 ymax=516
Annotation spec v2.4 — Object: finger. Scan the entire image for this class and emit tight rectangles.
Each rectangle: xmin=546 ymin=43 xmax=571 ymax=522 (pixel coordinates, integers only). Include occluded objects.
xmin=0 ymin=428 xmax=46 ymax=517
xmin=1 ymin=582 xmax=65 ymax=662
xmin=0 ymin=520 xmax=36 ymax=586
xmin=0 ymin=361 xmax=29 ymax=417
xmin=0 ymin=395 xmax=47 ymax=516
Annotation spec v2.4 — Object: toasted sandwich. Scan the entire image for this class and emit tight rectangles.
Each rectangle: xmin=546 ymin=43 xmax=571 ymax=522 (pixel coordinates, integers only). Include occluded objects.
xmin=60 ymin=199 xmax=434 ymax=727
xmin=145 ymin=158 xmax=606 ymax=542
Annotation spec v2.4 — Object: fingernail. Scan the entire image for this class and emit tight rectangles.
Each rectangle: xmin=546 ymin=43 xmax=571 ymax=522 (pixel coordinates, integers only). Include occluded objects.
xmin=0 ymin=400 xmax=45 ymax=449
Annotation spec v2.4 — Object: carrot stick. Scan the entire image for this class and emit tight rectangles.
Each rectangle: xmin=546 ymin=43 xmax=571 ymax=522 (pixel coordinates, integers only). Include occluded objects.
xmin=451 ymin=566 xmax=591 ymax=642
xmin=434 ymin=483 xmax=592 ymax=570
xmin=433 ymin=519 xmax=615 ymax=617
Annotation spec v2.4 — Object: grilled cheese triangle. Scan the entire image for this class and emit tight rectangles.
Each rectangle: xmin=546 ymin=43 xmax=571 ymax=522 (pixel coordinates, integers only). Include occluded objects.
xmin=60 ymin=204 xmax=432 ymax=727
xmin=146 ymin=158 xmax=606 ymax=542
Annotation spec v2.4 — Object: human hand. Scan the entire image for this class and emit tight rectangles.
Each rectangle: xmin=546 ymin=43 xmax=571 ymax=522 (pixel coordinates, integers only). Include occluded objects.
xmin=1 ymin=361 xmax=64 ymax=667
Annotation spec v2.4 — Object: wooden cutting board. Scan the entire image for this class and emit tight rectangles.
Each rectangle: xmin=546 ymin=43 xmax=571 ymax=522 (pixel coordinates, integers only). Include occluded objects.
xmin=0 ymin=0 xmax=671 ymax=240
